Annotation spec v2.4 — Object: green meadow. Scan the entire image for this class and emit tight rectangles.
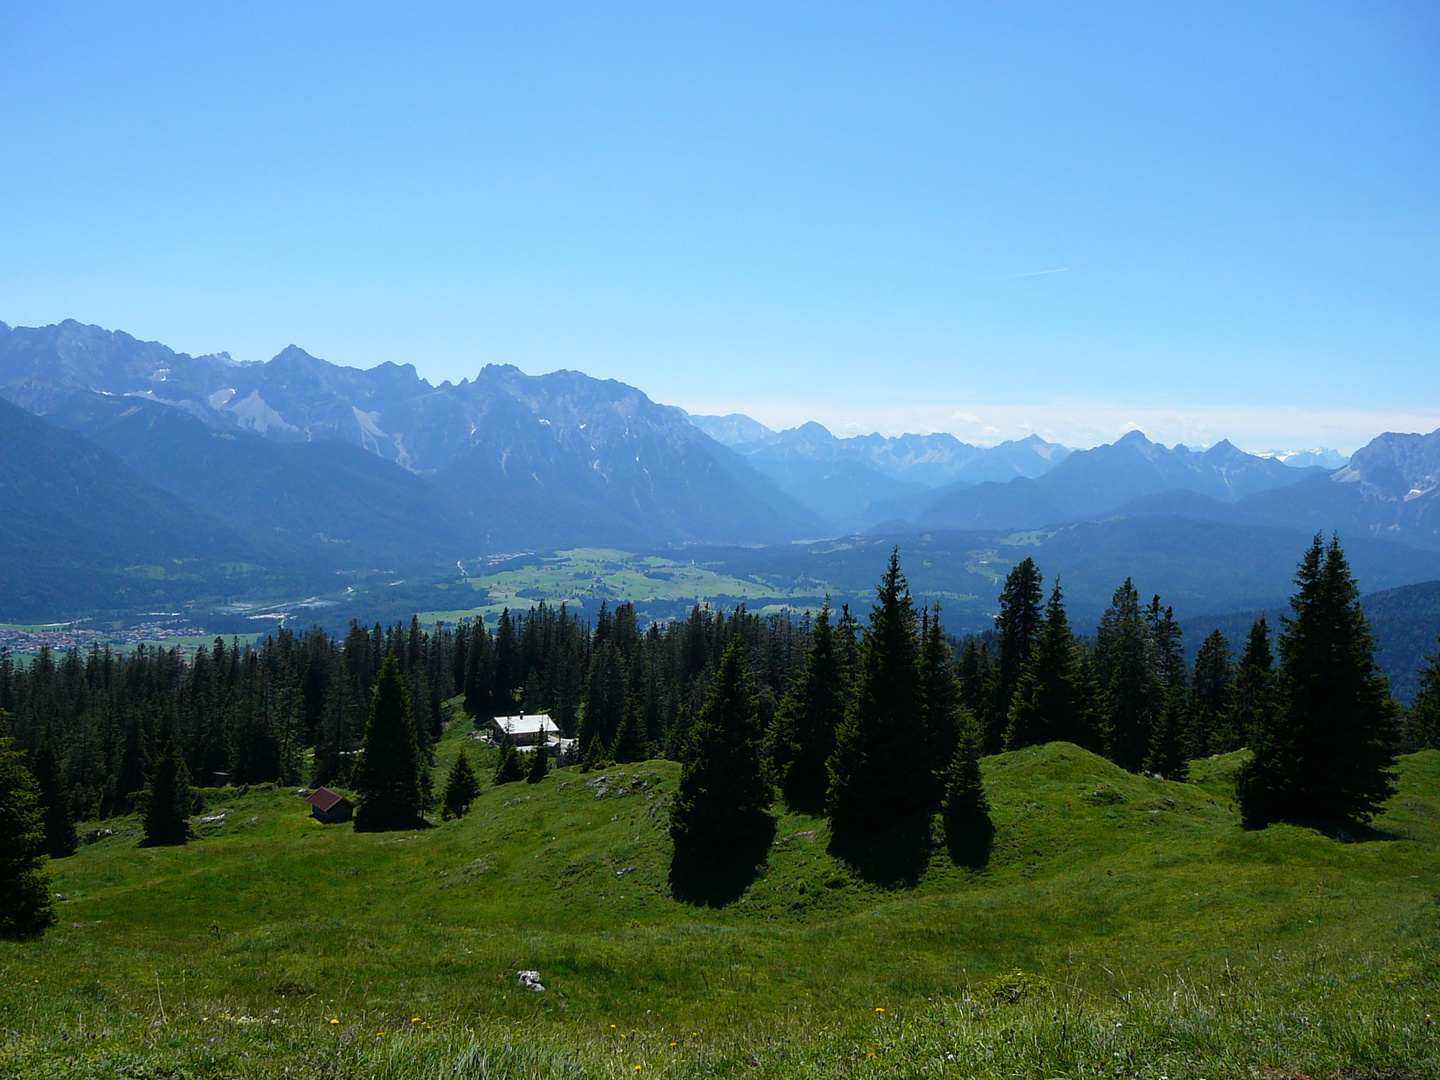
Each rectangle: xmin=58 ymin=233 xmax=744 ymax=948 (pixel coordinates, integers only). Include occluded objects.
xmin=3 ymin=716 xmax=1437 ymax=1078
xmin=418 ymin=548 xmax=828 ymax=625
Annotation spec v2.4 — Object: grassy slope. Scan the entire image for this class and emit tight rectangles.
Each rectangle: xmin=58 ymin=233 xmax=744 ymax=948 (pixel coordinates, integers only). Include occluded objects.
xmin=3 ymin=721 xmax=1438 ymax=1078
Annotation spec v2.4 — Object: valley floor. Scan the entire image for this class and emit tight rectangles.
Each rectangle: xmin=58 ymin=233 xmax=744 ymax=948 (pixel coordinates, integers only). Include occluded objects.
xmin=3 ymin=733 xmax=1438 ymax=1078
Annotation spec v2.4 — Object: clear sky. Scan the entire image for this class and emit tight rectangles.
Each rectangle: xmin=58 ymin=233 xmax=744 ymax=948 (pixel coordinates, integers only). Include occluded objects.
xmin=1 ymin=2 xmax=1436 ymax=452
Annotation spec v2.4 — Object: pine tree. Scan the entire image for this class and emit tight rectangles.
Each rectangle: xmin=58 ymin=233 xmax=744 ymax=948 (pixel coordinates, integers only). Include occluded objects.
xmin=1005 ymin=582 xmax=1093 ymax=751
xmin=1190 ymin=629 xmax=1235 ymax=757
xmin=526 ymin=739 xmax=550 ymax=783
xmin=919 ymin=605 xmax=961 ymax=808
xmin=669 ymin=640 xmax=772 ymax=862
xmin=827 ymin=549 xmax=926 ymax=835
xmin=766 ymin=601 xmax=845 ymax=811
xmin=942 ymin=719 xmax=991 ymax=859
xmin=1237 ymin=536 xmax=1399 ymax=828
xmin=1095 ymin=578 xmax=1161 ymax=772
xmin=986 ymin=558 xmax=1045 ymax=753
xmin=0 ymin=735 xmax=55 ymax=938
xmin=441 ymin=749 xmax=481 ymax=819
xmin=493 ymin=737 xmax=527 ymax=785
xmin=33 ymin=730 xmax=78 ymax=859
xmin=1405 ymin=636 xmax=1440 ymax=752
xmin=142 ymin=737 xmax=193 ymax=847
xmin=352 ymin=654 xmax=426 ymax=831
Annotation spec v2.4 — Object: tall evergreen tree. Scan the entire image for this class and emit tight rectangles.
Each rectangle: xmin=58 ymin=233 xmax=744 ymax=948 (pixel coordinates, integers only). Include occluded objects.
xmin=1237 ymin=536 xmax=1399 ymax=828
xmin=1405 ymin=636 xmax=1440 ymax=752
xmin=1190 ymin=629 xmax=1236 ymax=757
xmin=352 ymin=654 xmax=426 ymax=831
xmin=0 ymin=734 xmax=55 ymax=938
xmin=1228 ymin=615 xmax=1275 ymax=750
xmin=441 ymin=749 xmax=480 ymax=820
xmin=33 ymin=730 xmax=78 ymax=859
xmin=986 ymin=558 xmax=1045 ymax=753
xmin=142 ymin=737 xmax=192 ymax=847
xmin=766 ymin=601 xmax=845 ymax=810
xmin=827 ymin=549 xmax=926 ymax=835
xmin=1005 ymin=583 xmax=1093 ymax=751
xmin=919 ymin=606 xmax=961 ymax=806
xmin=669 ymin=640 xmax=772 ymax=861
xmin=1095 ymin=578 xmax=1161 ymax=772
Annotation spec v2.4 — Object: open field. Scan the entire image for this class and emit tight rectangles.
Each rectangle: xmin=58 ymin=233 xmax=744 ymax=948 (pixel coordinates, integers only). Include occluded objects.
xmin=417 ymin=548 xmax=834 ymax=625
xmin=3 ymin=719 xmax=1438 ymax=1078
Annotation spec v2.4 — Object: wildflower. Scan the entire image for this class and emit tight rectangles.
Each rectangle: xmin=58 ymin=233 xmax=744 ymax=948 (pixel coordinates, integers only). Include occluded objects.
xmin=329 ymin=1018 xmax=339 ymax=1025
xmin=875 ymin=1007 xmax=885 ymax=1013
xmin=412 ymin=1017 xmax=421 ymax=1023
xmin=670 ymin=1041 xmax=678 ymax=1047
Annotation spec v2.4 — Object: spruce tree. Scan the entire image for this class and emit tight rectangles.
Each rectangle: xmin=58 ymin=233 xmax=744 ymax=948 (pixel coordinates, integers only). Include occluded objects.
xmin=1095 ymin=578 xmax=1161 ymax=772
xmin=611 ymin=697 xmax=648 ymax=764
xmin=526 ymin=738 xmax=550 ymax=783
xmin=1405 ymin=636 xmax=1440 ymax=752
xmin=33 ymin=730 xmax=78 ymax=859
xmin=766 ymin=601 xmax=845 ymax=810
xmin=669 ymin=640 xmax=772 ymax=862
xmin=1237 ymin=536 xmax=1399 ymax=828
xmin=1230 ymin=615 xmax=1275 ymax=750
xmin=919 ymin=606 xmax=961 ymax=807
xmin=352 ymin=654 xmax=426 ymax=831
xmin=0 ymin=735 xmax=55 ymax=939
xmin=142 ymin=737 xmax=193 ymax=847
xmin=1190 ymin=629 xmax=1235 ymax=757
xmin=986 ymin=558 xmax=1045 ymax=753
xmin=493 ymin=737 xmax=527 ymax=785
xmin=942 ymin=719 xmax=991 ymax=859
xmin=1144 ymin=688 xmax=1190 ymax=780
xmin=827 ymin=549 xmax=926 ymax=835
xmin=441 ymin=749 xmax=481 ymax=819
xmin=1005 ymin=582 xmax=1093 ymax=751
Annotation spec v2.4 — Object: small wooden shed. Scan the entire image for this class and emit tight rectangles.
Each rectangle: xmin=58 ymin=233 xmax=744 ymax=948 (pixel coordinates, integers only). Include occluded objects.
xmin=306 ymin=786 xmax=353 ymax=824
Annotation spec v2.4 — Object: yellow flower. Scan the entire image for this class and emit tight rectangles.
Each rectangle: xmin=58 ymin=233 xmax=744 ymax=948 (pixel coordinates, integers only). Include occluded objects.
xmin=875 ymin=1007 xmax=885 ymax=1012
xmin=329 ymin=1018 xmax=339 ymax=1025
xmin=670 ymin=1041 xmax=677 ymax=1047
xmin=411 ymin=1017 xmax=421 ymax=1023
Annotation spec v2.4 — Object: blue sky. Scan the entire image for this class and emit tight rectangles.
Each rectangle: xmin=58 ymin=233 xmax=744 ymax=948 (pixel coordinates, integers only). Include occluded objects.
xmin=1 ymin=2 xmax=1436 ymax=451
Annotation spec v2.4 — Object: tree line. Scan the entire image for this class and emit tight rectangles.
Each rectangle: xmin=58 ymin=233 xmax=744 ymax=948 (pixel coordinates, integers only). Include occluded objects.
xmin=3 ymin=534 xmax=1438 ymax=932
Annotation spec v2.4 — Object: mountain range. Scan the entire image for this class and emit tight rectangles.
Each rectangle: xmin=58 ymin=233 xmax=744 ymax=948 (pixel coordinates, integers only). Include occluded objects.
xmin=2 ymin=317 xmax=1438 ymax=621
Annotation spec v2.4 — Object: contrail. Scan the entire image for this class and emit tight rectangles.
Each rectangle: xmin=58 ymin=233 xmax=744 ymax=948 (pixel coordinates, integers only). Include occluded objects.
xmin=1004 ymin=268 xmax=1068 ymax=278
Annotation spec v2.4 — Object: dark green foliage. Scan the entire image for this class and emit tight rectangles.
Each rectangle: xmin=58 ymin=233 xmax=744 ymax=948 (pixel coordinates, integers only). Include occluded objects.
xmin=611 ymin=698 xmax=648 ymax=764
xmin=493 ymin=738 xmax=527 ymax=786
xmin=1005 ymin=582 xmax=1094 ymax=751
xmin=441 ymin=749 xmax=481 ymax=819
xmin=33 ymin=731 xmax=78 ymax=859
xmin=986 ymin=557 xmax=1045 ymax=753
xmin=1405 ymin=636 xmax=1440 ymax=752
xmin=1145 ymin=689 xmax=1190 ymax=781
xmin=942 ymin=720 xmax=992 ymax=866
xmin=1238 ymin=536 xmax=1400 ymax=829
xmin=353 ymin=654 xmax=426 ymax=832
xmin=669 ymin=641 xmax=773 ymax=864
xmin=526 ymin=740 xmax=550 ymax=784
xmin=0 ymin=734 xmax=55 ymax=938
xmin=141 ymin=738 xmax=192 ymax=847
xmin=1095 ymin=579 xmax=1162 ymax=773
xmin=1231 ymin=615 xmax=1275 ymax=749
xmin=919 ymin=605 xmax=962 ymax=805
xmin=1189 ymin=629 xmax=1235 ymax=757
xmin=767 ymin=601 xmax=844 ymax=810
xmin=827 ymin=549 xmax=927 ymax=835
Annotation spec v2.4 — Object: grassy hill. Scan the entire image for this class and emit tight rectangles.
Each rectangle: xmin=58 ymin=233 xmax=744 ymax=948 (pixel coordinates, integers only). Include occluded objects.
xmin=3 ymin=720 xmax=1437 ymax=1078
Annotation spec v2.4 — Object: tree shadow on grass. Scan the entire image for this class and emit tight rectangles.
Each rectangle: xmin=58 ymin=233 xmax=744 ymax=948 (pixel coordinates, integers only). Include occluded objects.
xmin=946 ymin=817 xmax=995 ymax=870
xmin=827 ymin=813 xmax=934 ymax=889
xmin=669 ymin=814 xmax=776 ymax=907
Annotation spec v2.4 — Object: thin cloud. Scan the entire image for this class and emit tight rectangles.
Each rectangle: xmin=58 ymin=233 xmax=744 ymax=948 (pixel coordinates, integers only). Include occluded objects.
xmin=1003 ymin=268 xmax=1068 ymax=278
